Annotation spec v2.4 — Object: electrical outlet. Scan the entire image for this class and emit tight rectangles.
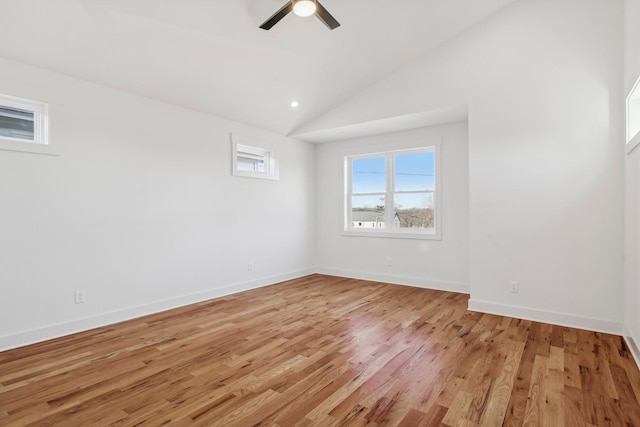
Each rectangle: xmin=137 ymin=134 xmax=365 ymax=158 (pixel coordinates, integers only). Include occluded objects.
xmin=386 ymin=258 xmax=392 ymax=267
xmin=248 ymin=262 xmax=254 ymax=271
xmin=510 ymin=281 xmax=519 ymax=293
xmin=74 ymin=290 xmax=86 ymax=304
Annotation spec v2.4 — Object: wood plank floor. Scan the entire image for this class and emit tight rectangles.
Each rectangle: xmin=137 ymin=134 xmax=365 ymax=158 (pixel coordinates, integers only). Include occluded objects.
xmin=1 ymin=274 xmax=640 ymax=426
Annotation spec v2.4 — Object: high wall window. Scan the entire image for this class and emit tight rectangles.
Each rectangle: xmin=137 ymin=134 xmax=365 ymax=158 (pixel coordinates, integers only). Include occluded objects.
xmin=344 ymin=145 xmax=441 ymax=239
xmin=231 ymin=133 xmax=279 ymax=180
xmin=627 ymin=75 xmax=640 ymax=154
xmin=0 ymin=93 xmax=53 ymax=155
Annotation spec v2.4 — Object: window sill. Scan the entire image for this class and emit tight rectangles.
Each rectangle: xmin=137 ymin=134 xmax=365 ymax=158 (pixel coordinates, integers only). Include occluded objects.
xmin=232 ymin=169 xmax=279 ymax=180
xmin=0 ymin=139 xmax=59 ymax=156
xmin=342 ymin=230 xmax=442 ymax=240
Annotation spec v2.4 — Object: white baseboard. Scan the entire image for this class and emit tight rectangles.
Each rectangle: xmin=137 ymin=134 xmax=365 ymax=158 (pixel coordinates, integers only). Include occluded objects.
xmin=5 ymin=269 xmax=631 ymax=359
xmin=624 ymin=326 xmax=640 ymax=370
xmin=468 ymin=299 xmax=623 ymax=335
xmin=0 ymin=268 xmax=315 ymax=352
xmin=316 ymin=267 xmax=470 ymax=294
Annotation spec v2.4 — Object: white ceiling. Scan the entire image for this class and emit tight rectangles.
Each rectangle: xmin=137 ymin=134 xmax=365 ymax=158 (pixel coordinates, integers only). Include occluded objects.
xmin=0 ymin=0 xmax=516 ymax=137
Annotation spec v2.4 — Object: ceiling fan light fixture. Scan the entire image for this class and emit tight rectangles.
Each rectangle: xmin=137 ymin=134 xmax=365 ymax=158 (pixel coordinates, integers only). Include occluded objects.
xmin=259 ymin=0 xmax=339 ymax=31
xmin=293 ymin=0 xmax=316 ymax=17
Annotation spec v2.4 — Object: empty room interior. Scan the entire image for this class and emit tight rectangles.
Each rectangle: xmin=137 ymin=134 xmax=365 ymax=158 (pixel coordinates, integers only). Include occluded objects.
xmin=2 ymin=0 xmax=640 ymax=425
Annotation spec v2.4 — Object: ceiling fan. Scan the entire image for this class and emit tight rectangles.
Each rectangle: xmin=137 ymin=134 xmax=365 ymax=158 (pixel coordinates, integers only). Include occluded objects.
xmin=259 ymin=0 xmax=340 ymax=31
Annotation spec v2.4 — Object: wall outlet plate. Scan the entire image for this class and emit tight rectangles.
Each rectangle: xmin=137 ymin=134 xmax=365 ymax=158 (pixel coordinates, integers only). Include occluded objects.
xmin=510 ymin=281 xmax=519 ymax=293
xmin=74 ymin=290 xmax=86 ymax=304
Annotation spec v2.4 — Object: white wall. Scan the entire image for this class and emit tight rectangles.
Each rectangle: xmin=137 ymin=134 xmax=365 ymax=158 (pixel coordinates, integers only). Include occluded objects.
xmin=0 ymin=57 xmax=316 ymax=351
xmin=316 ymin=122 xmax=470 ymax=292
xmin=624 ymin=0 xmax=640 ymax=362
xmin=1 ymin=0 xmax=632 ymax=353
xmin=302 ymin=0 xmax=625 ymax=332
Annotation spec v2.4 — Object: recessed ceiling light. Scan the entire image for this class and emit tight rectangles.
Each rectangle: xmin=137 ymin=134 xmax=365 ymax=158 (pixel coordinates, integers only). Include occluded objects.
xmin=290 ymin=101 xmax=299 ymax=108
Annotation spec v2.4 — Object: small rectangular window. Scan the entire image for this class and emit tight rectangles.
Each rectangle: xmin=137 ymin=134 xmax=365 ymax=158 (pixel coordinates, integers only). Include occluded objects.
xmin=231 ymin=134 xmax=279 ymax=180
xmin=345 ymin=145 xmax=441 ymax=240
xmin=0 ymin=94 xmax=54 ymax=155
xmin=236 ymin=146 xmax=267 ymax=173
xmin=0 ymin=106 xmax=35 ymax=141
xmin=627 ymin=75 xmax=640 ymax=154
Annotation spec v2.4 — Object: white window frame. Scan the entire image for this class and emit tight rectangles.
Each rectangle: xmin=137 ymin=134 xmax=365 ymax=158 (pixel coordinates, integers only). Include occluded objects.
xmin=231 ymin=133 xmax=279 ymax=180
xmin=627 ymin=75 xmax=640 ymax=154
xmin=343 ymin=144 xmax=442 ymax=240
xmin=0 ymin=93 xmax=56 ymax=156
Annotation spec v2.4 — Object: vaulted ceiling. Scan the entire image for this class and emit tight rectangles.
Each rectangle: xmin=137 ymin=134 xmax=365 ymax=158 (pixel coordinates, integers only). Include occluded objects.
xmin=0 ymin=0 xmax=517 ymax=136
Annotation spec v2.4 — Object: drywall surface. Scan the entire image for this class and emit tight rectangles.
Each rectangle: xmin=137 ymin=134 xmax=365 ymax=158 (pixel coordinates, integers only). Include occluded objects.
xmin=0 ymin=58 xmax=316 ymax=351
xmin=625 ymin=0 xmax=640 ymax=360
xmin=303 ymin=0 xmax=625 ymax=331
xmin=625 ymin=141 xmax=640 ymax=355
xmin=315 ymin=122 xmax=470 ymax=292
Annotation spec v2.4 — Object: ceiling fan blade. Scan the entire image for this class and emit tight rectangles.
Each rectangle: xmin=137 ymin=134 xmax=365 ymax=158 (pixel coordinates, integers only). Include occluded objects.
xmin=315 ymin=1 xmax=340 ymax=30
xmin=259 ymin=2 xmax=293 ymax=30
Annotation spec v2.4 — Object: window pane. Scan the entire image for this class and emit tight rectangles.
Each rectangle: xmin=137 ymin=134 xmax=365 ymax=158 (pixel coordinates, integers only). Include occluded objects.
xmin=394 ymin=152 xmax=434 ymax=192
xmin=236 ymin=145 xmax=268 ymax=173
xmin=394 ymin=193 xmax=434 ymax=229
xmin=351 ymin=195 xmax=385 ymax=229
xmin=237 ymin=154 xmax=265 ymax=172
xmin=352 ymin=157 xmax=386 ymax=193
xmin=0 ymin=106 xmax=35 ymax=141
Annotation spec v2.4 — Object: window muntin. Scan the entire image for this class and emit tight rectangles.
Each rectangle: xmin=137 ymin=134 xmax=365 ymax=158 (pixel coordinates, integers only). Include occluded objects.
xmin=345 ymin=146 xmax=441 ymax=239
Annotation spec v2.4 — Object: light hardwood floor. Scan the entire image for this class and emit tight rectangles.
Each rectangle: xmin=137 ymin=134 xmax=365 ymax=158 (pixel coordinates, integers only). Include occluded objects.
xmin=1 ymin=274 xmax=639 ymax=426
